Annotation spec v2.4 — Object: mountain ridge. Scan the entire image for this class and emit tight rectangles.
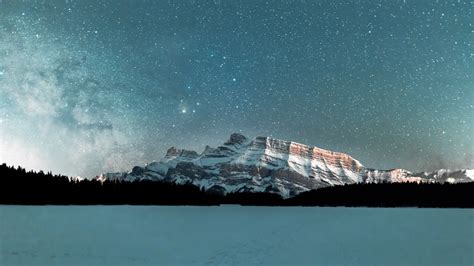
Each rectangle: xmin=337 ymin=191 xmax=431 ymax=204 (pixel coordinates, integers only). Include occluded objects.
xmin=96 ymin=133 xmax=474 ymax=198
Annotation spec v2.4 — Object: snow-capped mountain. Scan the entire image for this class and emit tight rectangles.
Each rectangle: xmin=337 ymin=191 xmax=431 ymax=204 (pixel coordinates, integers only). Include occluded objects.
xmin=69 ymin=176 xmax=85 ymax=182
xmin=414 ymin=169 xmax=474 ymax=184
xmin=95 ymin=133 xmax=474 ymax=198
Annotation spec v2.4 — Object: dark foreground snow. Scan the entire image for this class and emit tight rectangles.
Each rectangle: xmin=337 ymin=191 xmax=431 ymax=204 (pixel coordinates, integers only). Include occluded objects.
xmin=0 ymin=206 xmax=472 ymax=266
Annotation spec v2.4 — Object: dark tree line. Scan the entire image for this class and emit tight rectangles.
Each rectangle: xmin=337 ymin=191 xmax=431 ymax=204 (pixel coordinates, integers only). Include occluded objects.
xmin=287 ymin=181 xmax=474 ymax=208
xmin=0 ymin=164 xmax=221 ymax=205
xmin=1 ymin=163 xmax=473 ymax=207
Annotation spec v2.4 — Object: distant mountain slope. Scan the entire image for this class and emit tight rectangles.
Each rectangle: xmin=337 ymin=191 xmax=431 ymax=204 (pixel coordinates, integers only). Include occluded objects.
xmin=97 ymin=133 xmax=474 ymax=198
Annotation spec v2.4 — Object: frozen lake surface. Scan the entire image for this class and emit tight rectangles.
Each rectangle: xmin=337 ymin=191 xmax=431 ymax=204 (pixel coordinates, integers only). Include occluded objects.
xmin=0 ymin=206 xmax=473 ymax=266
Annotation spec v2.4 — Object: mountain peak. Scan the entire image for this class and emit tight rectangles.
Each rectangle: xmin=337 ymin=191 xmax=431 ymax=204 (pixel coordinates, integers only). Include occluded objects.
xmin=224 ymin=133 xmax=248 ymax=145
xmin=165 ymin=146 xmax=180 ymax=158
xmin=165 ymin=147 xmax=199 ymax=159
xmin=202 ymin=145 xmax=215 ymax=154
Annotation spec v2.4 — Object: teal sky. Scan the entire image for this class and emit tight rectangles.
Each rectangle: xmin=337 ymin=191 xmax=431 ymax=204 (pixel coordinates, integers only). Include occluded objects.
xmin=0 ymin=0 xmax=472 ymax=177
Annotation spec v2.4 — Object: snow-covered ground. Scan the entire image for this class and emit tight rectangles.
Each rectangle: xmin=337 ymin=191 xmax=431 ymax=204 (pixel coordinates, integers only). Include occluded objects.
xmin=0 ymin=206 xmax=472 ymax=266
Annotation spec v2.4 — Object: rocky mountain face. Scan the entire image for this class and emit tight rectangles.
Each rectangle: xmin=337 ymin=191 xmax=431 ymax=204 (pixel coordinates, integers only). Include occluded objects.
xmin=96 ymin=133 xmax=474 ymax=198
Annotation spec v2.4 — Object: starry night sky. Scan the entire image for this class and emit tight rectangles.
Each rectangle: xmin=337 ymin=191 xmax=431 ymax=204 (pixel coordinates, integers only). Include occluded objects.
xmin=0 ymin=0 xmax=472 ymax=177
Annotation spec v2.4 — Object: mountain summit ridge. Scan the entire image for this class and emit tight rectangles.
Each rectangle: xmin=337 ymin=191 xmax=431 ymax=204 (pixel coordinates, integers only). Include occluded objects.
xmin=96 ymin=133 xmax=474 ymax=197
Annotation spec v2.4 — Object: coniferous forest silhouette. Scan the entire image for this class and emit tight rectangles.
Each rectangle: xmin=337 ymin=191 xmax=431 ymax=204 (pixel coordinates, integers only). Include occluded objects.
xmin=1 ymin=163 xmax=473 ymax=207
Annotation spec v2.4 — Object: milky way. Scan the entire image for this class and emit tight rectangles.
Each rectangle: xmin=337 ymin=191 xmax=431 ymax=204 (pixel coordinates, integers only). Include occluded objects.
xmin=0 ymin=0 xmax=472 ymax=177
